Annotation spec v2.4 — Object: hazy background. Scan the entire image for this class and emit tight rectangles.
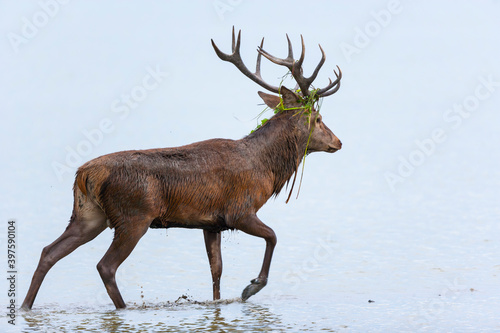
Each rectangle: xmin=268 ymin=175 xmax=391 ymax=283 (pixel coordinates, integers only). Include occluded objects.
xmin=1 ymin=1 xmax=499 ymax=331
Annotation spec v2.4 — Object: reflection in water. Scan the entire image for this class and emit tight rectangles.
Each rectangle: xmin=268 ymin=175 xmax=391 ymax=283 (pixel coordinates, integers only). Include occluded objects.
xmin=240 ymin=303 xmax=285 ymax=331
xmin=22 ymin=305 xmax=71 ymax=333
xmin=196 ymin=302 xmax=285 ymax=332
xmin=99 ymin=311 xmax=127 ymax=332
xmin=16 ymin=298 xmax=288 ymax=332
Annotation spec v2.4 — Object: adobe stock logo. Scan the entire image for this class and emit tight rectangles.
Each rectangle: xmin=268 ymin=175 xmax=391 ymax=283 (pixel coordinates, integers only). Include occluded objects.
xmin=212 ymin=0 xmax=243 ymax=21
xmin=51 ymin=65 xmax=169 ymax=182
xmin=385 ymin=75 xmax=499 ymax=192
xmin=339 ymin=0 xmax=403 ymax=63
xmin=7 ymin=0 xmax=71 ymax=53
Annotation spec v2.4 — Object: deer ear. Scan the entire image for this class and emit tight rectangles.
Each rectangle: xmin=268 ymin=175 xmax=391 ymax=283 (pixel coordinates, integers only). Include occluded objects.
xmin=258 ymin=91 xmax=281 ymax=109
xmin=279 ymin=86 xmax=301 ymax=108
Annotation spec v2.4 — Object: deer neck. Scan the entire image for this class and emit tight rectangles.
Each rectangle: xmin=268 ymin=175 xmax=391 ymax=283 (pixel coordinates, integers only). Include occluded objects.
xmin=244 ymin=114 xmax=308 ymax=196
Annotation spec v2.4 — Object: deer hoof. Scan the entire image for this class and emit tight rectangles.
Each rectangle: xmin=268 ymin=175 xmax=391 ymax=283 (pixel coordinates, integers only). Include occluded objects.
xmin=241 ymin=278 xmax=267 ymax=301
xmin=19 ymin=304 xmax=32 ymax=312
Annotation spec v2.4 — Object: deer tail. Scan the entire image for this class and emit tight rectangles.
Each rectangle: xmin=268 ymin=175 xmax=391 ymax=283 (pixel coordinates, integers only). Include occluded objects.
xmin=75 ymin=169 xmax=89 ymax=197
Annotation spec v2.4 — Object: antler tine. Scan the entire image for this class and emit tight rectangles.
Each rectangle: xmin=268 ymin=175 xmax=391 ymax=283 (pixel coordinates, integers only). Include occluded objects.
xmin=211 ymin=27 xmax=280 ymax=94
xmin=295 ymin=35 xmax=305 ymax=68
xmin=231 ymin=26 xmax=236 ymax=53
xmin=285 ymin=34 xmax=294 ymax=62
xmin=289 ymin=35 xmax=311 ymax=96
xmin=317 ymin=66 xmax=342 ymax=96
xmin=255 ymin=38 xmax=264 ymax=77
xmin=304 ymin=44 xmax=326 ymax=88
xmin=258 ymin=45 xmax=293 ymax=68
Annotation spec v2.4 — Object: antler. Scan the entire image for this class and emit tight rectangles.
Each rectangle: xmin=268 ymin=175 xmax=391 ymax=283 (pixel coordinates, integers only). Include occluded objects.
xmin=258 ymin=34 xmax=342 ymax=97
xmin=211 ymin=27 xmax=342 ymax=98
xmin=317 ymin=65 xmax=342 ymax=97
xmin=211 ymin=27 xmax=280 ymax=94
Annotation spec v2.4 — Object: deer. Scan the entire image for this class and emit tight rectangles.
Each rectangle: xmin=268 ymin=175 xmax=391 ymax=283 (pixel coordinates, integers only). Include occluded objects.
xmin=21 ymin=27 xmax=342 ymax=310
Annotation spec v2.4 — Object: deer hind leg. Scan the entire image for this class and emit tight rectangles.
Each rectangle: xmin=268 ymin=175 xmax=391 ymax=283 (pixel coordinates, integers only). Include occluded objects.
xmin=21 ymin=199 xmax=108 ymax=310
xmin=96 ymin=217 xmax=151 ymax=309
xmin=203 ymin=230 xmax=222 ymax=300
xmin=237 ymin=215 xmax=277 ymax=301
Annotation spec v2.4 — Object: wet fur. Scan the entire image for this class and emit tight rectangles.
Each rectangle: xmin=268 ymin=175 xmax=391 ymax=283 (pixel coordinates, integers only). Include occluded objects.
xmin=74 ymin=110 xmax=308 ymax=235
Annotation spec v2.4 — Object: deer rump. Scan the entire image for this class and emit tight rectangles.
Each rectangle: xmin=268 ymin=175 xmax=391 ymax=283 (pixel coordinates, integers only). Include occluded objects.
xmin=75 ymin=138 xmax=274 ymax=233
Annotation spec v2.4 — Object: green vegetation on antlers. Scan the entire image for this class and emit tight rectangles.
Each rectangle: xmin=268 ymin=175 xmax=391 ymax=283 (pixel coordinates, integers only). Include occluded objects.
xmin=250 ymin=87 xmax=322 ymax=134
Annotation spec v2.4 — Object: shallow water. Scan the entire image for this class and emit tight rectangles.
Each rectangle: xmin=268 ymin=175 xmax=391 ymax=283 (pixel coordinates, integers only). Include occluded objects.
xmin=3 ymin=176 xmax=500 ymax=332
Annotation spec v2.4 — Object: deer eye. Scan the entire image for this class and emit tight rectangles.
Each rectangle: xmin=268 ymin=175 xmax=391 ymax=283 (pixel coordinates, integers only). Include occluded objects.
xmin=315 ymin=117 xmax=322 ymax=124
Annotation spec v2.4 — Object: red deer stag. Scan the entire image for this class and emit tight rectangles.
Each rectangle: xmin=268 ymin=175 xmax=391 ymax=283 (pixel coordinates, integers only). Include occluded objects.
xmin=21 ymin=27 xmax=342 ymax=310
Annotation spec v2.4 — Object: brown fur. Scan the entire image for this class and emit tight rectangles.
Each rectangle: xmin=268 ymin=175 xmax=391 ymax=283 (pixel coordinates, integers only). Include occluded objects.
xmin=73 ymin=103 xmax=315 ymax=234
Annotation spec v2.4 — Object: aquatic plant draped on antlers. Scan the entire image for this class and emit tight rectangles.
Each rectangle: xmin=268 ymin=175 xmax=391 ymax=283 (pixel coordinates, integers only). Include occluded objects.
xmin=21 ymin=27 xmax=342 ymax=310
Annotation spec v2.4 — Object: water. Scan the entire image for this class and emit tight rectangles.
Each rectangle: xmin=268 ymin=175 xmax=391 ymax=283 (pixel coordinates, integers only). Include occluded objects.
xmin=3 ymin=173 xmax=500 ymax=331
xmin=20 ymin=300 xmax=293 ymax=332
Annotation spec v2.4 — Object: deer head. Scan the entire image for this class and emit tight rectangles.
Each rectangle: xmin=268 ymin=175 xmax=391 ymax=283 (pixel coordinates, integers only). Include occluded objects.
xmin=211 ymin=27 xmax=343 ymax=154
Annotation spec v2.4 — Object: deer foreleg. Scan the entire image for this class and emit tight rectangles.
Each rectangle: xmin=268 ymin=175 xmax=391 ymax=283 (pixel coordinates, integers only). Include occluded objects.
xmin=237 ymin=214 xmax=277 ymax=301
